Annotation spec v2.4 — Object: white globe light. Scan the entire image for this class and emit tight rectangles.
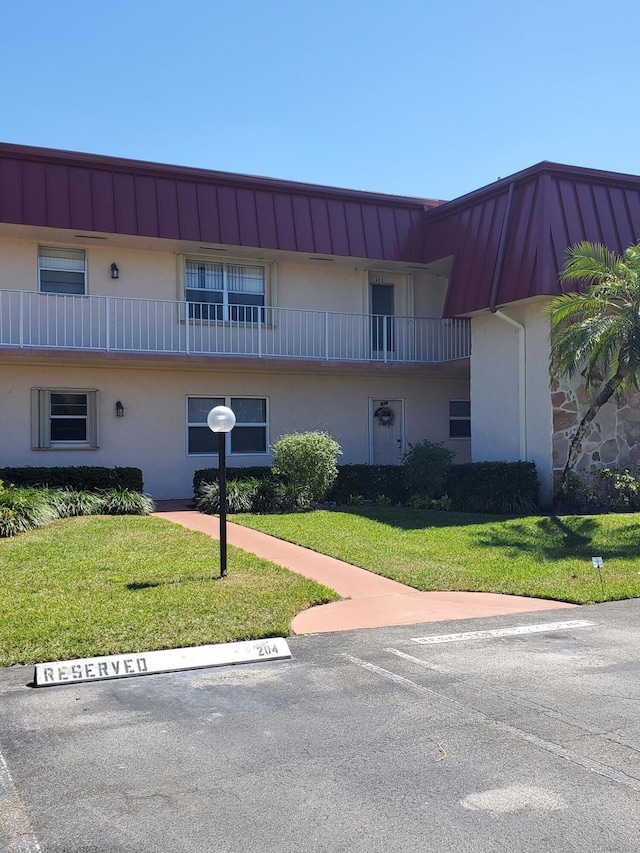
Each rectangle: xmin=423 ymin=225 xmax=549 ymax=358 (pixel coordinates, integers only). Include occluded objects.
xmin=207 ymin=405 xmax=236 ymax=433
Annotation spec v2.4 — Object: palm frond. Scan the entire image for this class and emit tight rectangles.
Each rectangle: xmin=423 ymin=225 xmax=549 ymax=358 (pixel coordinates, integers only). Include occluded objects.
xmin=618 ymin=328 xmax=640 ymax=388
xmin=548 ymin=317 xmax=619 ymax=380
xmin=548 ymin=298 xmax=618 ymax=330
xmin=561 ymin=242 xmax=621 ymax=284
xmin=550 ymin=242 xmax=640 ymax=363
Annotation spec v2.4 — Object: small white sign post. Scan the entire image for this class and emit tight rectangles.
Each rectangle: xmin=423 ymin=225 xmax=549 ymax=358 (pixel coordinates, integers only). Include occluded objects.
xmin=592 ymin=556 xmax=606 ymax=598
xmin=34 ymin=638 xmax=291 ymax=687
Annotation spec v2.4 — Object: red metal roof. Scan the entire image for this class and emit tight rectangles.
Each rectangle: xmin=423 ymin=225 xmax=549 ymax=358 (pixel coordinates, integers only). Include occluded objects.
xmin=423 ymin=162 xmax=640 ymax=316
xmin=0 ymin=142 xmax=441 ymax=263
xmin=4 ymin=144 xmax=640 ymax=318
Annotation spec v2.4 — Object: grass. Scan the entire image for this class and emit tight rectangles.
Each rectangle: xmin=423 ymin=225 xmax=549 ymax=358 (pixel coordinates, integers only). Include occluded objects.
xmin=0 ymin=515 xmax=338 ymax=666
xmin=234 ymin=506 xmax=640 ymax=605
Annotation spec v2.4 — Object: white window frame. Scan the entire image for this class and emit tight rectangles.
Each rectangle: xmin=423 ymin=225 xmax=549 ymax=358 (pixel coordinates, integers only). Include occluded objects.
xmin=183 ymin=257 xmax=267 ymax=322
xmin=449 ymin=399 xmax=471 ymax=439
xmin=186 ymin=395 xmax=269 ymax=456
xmin=32 ymin=389 xmax=98 ymax=449
xmin=38 ymin=246 xmax=87 ymax=295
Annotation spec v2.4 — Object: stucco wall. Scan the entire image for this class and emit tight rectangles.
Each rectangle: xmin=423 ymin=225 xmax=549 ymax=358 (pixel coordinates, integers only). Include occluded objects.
xmin=277 ymin=262 xmax=365 ymax=313
xmin=0 ymin=237 xmax=178 ymax=300
xmin=471 ymin=314 xmax=521 ymax=460
xmin=0 ymin=230 xmax=467 ymax=500
xmin=0 ymin=234 xmax=446 ymax=319
xmin=470 ymin=300 xmax=554 ymax=506
xmin=0 ymin=362 xmax=470 ymax=499
xmin=413 ymin=272 xmax=447 ymax=317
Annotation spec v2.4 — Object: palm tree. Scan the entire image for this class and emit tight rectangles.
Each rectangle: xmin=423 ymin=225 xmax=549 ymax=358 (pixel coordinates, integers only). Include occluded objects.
xmin=546 ymin=241 xmax=640 ymax=503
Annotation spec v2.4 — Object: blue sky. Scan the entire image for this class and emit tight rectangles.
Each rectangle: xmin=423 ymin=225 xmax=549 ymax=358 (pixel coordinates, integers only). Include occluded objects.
xmin=2 ymin=0 xmax=639 ymax=201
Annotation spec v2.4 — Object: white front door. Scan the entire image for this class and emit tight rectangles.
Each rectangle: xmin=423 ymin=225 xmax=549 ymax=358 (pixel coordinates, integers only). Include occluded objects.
xmin=370 ymin=399 xmax=404 ymax=465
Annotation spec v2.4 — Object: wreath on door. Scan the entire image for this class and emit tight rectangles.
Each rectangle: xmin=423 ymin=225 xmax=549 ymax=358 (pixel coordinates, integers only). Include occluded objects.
xmin=374 ymin=405 xmax=395 ymax=427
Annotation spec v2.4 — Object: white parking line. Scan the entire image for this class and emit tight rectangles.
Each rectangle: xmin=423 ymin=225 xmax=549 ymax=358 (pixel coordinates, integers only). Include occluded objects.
xmin=385 ymin=647 xmax=640 ymax=752
xmin=342 ymin=653 xmax=640 ymax=793
xmin=412 ymin=620 xmax=594 ymax=645
xmin=0 ymin=752 xmax=42 ymax=852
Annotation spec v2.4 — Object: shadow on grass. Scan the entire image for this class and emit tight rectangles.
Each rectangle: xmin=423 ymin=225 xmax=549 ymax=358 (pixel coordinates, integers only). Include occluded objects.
xmin=125 ymin=575 xmax=222 ymax=590
xmin=336 ymin=506 xmax=640 ymax=561
xmin=473 ymin=515 xmax=640 ymax=561
xmin=336 ymin=505 xmax=521 ymax=530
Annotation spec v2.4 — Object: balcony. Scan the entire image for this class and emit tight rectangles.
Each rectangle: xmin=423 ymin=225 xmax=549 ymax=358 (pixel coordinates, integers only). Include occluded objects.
xmin=0 ymin=290 xmax=471 ymax=364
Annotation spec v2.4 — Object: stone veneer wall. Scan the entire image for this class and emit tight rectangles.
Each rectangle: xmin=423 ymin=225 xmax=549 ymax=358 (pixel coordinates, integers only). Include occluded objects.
xmin=552 ymin=375 xmax=640 ymax=473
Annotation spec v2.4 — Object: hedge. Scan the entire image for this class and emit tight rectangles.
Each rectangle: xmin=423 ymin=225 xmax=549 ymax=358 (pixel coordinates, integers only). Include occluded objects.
xmin=445 ymin=461 xmax=539 ymax=514
xmin=193 ymin=461 xmax=540 ymax=514
xmin=328 ymin=465 xmax=409 ymax=505
xmin=0 ymin=466 xmax=143 ymax=492
xmin=193 ymin=466 xmax=274 ymax=495
xmin=194 ymin=464 xmax=409 ymax=505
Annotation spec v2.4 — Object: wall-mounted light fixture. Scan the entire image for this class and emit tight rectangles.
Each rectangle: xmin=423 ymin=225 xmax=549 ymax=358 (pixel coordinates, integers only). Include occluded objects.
xmin=110 ymin=263 xmax=120 ymax=280
xmin=115 ymin=401 xmax=125 ymax=418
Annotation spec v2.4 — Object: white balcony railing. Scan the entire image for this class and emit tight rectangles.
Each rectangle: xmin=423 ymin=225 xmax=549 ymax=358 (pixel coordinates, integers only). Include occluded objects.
xmin=0 ymin=290 xmax=471 ymax=363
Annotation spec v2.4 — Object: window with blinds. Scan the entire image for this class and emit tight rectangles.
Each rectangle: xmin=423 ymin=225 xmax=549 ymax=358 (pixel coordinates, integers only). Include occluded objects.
xmin=38 ymin=246 xmax=86 ymax=295
xmin=187 ymin=396 xmax=268 ymax=455
xmin=31 ymin=388 xmax=98 ymax=448
xmin=185 ymin=259 xmax=265 ymax=322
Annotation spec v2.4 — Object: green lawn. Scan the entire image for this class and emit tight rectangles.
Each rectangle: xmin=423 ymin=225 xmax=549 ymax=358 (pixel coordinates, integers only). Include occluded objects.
xmin=234 ymin=507 xmax=640 ymax=605
xmin=5 ymin=507 xmax=640 ymax=668
xmin=0 ymin=515 xmax=338 ymax=666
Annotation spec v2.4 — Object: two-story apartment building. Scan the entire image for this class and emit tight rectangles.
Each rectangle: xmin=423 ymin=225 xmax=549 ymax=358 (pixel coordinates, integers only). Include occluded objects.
xmin=0 ymin=143 xmax=471 ymax=499
xmin=3 ymin=143 xmax=640 ymax=503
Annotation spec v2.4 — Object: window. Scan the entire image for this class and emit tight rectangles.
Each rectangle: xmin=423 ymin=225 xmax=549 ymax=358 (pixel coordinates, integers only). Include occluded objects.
xmin=185 ymin=259 xmax=265 ymax=322
xmin=32 ymin=389 xmax=98 ymax=448
xmin=449 ymin=400 xmax=471 ymax=438
xmin=187 ymin=396 xmax=268 ymax=455
xmin=39 ymin=246 xmax=86 ymax=295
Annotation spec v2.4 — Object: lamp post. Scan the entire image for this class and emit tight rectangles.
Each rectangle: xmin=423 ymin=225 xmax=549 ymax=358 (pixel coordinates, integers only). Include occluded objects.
xmin=207 ymin=405 xmax=236 ymax=578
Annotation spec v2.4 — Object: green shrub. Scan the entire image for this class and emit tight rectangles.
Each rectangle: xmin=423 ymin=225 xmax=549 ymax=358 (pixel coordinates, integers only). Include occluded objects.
xmin=247 ymin=478 xmax=279 ymax=513
xmin=226 ymin=480 xmax=261 ymax=513
xmin=271 ymin=431 xmax=342 ymax=502
xmin=0 ymin=466 xmax=143 ymax=492
xmin=402 ymin=440 xmax=456 ymax=498
xmin=0 ymin=485 xmax=154 ymax=537
xmin=196 ymin=479 xmax=262 ymax=514
xmin=0 ymin=487 xmax=59 ymax=537
xmin=560 ymin=467 xmax=640 ymax=514
xmin=345 ymin=493 xmax=369 ymax=506
xmin=406 ymin=493 xmax=452 ymax=511
xmin=446 ymin=461 xmax=539 ymax=514
xmin=328 ymin=465 xmax=408 ymax=505
xmin=97 ymin=489 xmax=155 ymax=516
xmin=48 ymin=489 xmax=103 ymax=518
xmin=593 ymin=467 xmax=640 ymax=511
xmin=268 ymin=482 xmax=312 ymax=512
xmin=195 ymin=482 xmax=221 ymax=514
xmin=248 ymin=478 xmax=311 ymax=513
xmin=196 ymin=477 xmax=312 ymax=514
xmin=193 ymin=466 xmax=273 ymax=496
xmin=558 ymin=472 xmax=598 ymax=514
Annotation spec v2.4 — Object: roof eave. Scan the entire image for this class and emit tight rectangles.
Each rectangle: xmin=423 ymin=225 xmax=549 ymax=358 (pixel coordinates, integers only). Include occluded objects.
xmin=425 ymin=160 xmax=640 ymax=222
xmin=0 ymin=141 xmax=443 ymax=210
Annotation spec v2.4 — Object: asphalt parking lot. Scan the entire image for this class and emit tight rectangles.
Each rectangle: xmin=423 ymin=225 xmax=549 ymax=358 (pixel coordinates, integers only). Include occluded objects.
xmin=2 ymin=600 xmax=640 ymax=852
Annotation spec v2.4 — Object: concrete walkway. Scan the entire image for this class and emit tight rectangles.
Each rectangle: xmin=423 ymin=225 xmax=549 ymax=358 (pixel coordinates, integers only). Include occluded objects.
xmin=153 ymin=501 xmax=577 ymax=634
